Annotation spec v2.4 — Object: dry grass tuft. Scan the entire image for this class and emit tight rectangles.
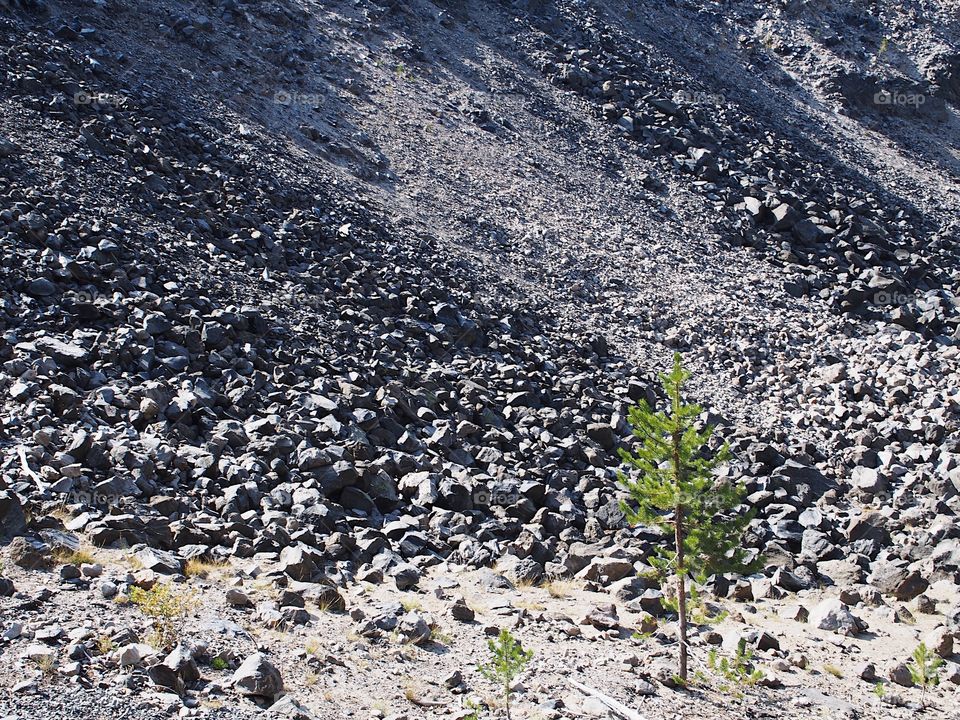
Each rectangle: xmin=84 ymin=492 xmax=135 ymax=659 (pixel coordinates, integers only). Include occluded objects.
xmin=544 ymin=579 xmax=579 ymax=598
xmin=184 ymin=557 xmax=229 ymax=579
xmin=52 ymin=546 xmax=96 ymax=566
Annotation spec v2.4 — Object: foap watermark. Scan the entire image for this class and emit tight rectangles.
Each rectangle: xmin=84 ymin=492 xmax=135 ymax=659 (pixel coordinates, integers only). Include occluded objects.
xmin=872 ymin=290 xmax=913 ymax=306
xmin=64 ymin=490 xmax=123 ymax=505
xmin=472 ymin=489 xmax=519 ymax=506
xmin=873 ymin=90 xmax=926 ymax=110
xmin=273 ymin=90 xmax=324 ymax=107
xmin=254 ymin=287 xmax=323 ymax=307
xmin=674 ymin=89 xmax=726 ymax=106
xmin=73 ymin=91 xmax=127 ymax=107
xmin=71 ymin=288 xmax=111 ymax=304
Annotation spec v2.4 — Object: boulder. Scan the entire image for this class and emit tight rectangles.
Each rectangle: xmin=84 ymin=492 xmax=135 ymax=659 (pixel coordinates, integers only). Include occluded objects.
xmin=232 ymin=653 xmax=283 ymax=697
xmin=808 ymin=599 xmax=866 ymax=636
xmin=0 ymin=491 xmax=27 ymax=539
xmin=868 ymin=560 xmax=928 ymax=601
xmin=136 ymin=547 xmax=183 ymax=575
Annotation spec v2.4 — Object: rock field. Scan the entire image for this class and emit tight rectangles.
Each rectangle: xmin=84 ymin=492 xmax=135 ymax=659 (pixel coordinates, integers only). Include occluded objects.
xmin=0 ymin=0 xmax=958 ymax=718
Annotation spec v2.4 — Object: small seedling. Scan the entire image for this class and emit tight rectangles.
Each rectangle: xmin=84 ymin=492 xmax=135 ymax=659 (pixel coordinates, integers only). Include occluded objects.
xmin=876 ymin=37 xmax=891 ymax=62
xmin=210 ymin=657 xmax=229 ymax=671
xmin=873 ymin=681 xmax=885 ymax=698
xmin=907 ymin=642 xmax=943 ymax=708
xmin=706 ymin=638 xmax=764 ymax=694
xmin=478 ymin=629 xmax=533 ymax=720
xmin=462 ymin=698 xmax=481 ymax=720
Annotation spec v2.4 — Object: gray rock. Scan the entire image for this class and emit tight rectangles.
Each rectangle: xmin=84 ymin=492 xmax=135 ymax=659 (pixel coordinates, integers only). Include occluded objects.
xmin=925 ymin=626 xmax=954 ymax=658
xmin=232 ymin=652 xmax=283 ymax=697
xmin=582 ymin=604 xmax=619 ymax=630
xmin=450 ymin=597 xmax=475 ymax=622
xmin=8 ymin=536 xmax=50 ymax=569
xmin=23 ymin=644 xmax=57 ymax=664
xmin=136 ymin=547 xmax=183 ymax=575
xmin=0 ymin=577 xmax=15 ymax=596
xmin=114 ymin=643 xmax=156 ymax=667
xmin=278 ymin=545 xmax=318 ymax=582
xmin=33 ymin=337 xmax=90 ymax=366
xmin=578 ymin=557 xmax=634 ymax=584
xmin=887 ymin=662 xmax=914 ymax=687
xmin=393 ymin=564 xmax=421 ymax=591
xmin=226 ymin=588 xmax=252 ymax=607
xmin=808 ymin=599 xmax=866 ymax=636
xmin=268 ymin=695 xmax=317 ymax=719
xmin=0 ymin=491 xmax=28 ymax=539
xmin=27 ymin=278 xmax=57 ymax=297
xmin=397 ymin=611 xmax=432 ymax=645
xmin=868 ymin=559 xmax=928 ymax=601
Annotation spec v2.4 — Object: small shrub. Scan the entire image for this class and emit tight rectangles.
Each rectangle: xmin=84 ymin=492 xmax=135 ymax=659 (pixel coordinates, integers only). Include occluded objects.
xmin=402 ymin=679 xmax=422 ymax=704
xmin=513 ymin=598 xmax=545 ymax=612
xmin=210 ymin=657 xmax=229 ymax=671
xmin=96 ymin=634 xmax=116 ymax=655
xmin=129 ymin=583 xmax=197 ymax=650
xmin=823 ymin=664 xmax=843 ymax=678
xmin=371 ymin=700 xmax=392 ymax=716
xmin=478 ymin=628 xmax=533 ymax=720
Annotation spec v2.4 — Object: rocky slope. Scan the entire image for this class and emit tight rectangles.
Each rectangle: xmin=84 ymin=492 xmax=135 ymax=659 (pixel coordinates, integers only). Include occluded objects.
xmin=0 ymin=0 xmax=959 ymax=718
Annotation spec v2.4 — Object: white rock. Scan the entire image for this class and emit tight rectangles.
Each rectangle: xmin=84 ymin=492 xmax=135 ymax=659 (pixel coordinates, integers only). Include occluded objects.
xmin=22 ymin=644 xmax=56 ymax=663
xmin=808 ymin=598 xmax=866 ymax=636
xmin=114 ymin=642 xmax=156 ymax=666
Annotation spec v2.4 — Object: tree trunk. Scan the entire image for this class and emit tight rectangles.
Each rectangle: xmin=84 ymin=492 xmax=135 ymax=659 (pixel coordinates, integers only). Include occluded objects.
xmin=673 ymin=416 xmax=687 ymax=684
xmin=675 ymin=506 xmax=687 ymax=683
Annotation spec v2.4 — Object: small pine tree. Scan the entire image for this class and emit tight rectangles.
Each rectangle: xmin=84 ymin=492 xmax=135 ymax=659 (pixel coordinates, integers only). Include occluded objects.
xmin=478 ymin=628 xmax=533 ymax=720
xmin=617 ymin=352 xmax=755 ymax=683
xmin=908 ymin=642 xmax=943 ymax=708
